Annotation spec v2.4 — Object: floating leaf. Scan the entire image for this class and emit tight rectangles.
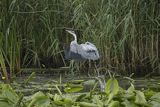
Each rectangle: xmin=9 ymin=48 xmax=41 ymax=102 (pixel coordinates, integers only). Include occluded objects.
xmin=92 ymin=95 xmax=103 ymax=107
xmin=105 ymin=78 xmax=119 ymax=103
xmin=107 ymin=93 xmax=114 ymax=104
xmin=0 ymin=84 xmax=19 ymax=106
xmin=149 ymin=101 xmax=160 ymax=107
xmin=135 ymin=90 xmax=147 ymax=105
xmin=105 ymin=78 xmax=119 ymax=95
xmin=150 ymin=92 xmax=160 ymax=101
xmin=124 ymin=83 xmax=135 ymax=99
xmin=83 ymin=80 xmax=96 ymax=86
xmin=76 ymin=94 xmax=87 ymax=102
xmin=122 ymin=100 xmax=139 ymax=107
xmin=28 ymin=91 xmax=50 ymax=107
xmin=64 ymin=84 xmax=83 ymax=93
xmin=144 ymin=89 xmax=156 ymax=100
xmin=70 ymin=80 xmax=85 ymax=84
xmin=108 ymin=100 xmax=120 ymax=107
xmin=53 ymin=98 xmax=73 ymax=106
xmin=0 ymin=101 xmax=13 ymax=107
xmin=79 ymin=102 xmax=98 ymax=107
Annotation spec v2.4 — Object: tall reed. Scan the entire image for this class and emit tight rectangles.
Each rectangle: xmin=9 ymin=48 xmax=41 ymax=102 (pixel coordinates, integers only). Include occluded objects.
xmin=0 ymin=0 xmax=159 ymax=77
xmin=70 ymin=0 xmax=160 ymax=75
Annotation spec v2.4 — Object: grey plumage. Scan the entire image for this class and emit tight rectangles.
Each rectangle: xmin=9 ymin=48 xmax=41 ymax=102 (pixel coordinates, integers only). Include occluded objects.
xmin=65 ymin=30 xmax=100 ymax=60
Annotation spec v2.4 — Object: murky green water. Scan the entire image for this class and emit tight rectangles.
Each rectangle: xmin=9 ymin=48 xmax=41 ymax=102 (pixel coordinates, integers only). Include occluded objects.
xmin=11 ymin=74 xmax=160 ymax=96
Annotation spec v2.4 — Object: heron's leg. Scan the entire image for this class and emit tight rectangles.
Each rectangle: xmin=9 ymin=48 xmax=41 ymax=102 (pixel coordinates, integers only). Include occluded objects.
xmin=94 ymin=61 xmax=100 ymax=77
xmin=75 ymin=60 xmax=80 ymax=76
xmin=69 ymin=60 xmax=80 ymax=77
xmin=94 ymin=62 xmax=106 ymax=92
xmin=69 ymin=60 xmax=75 ymax=77
xmin=88 ymin=60 xmax=91 ymax=77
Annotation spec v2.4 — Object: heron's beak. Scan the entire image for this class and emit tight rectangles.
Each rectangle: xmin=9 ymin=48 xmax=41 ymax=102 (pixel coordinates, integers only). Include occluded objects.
xmin=65 ymin=30 xmax=77 ymax=41
xmin=66 ymin=30 xmax=75 ymax=35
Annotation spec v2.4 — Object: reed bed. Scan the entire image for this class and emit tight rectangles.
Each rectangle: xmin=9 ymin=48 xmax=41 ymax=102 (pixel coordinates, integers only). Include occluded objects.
xmin=0 ymin=0 xmax=159 ymax=80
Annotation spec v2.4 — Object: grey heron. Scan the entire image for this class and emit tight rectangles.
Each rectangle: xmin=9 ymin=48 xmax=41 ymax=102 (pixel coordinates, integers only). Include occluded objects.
xmin=64 ymin=30 xmax=100 ymax=61
xmin=65 ymin=30 xmax=104 ymax=90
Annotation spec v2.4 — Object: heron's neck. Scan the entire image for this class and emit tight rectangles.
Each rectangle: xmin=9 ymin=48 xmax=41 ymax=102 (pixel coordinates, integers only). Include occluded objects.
xmin=72 ymin=34 xmax=77 ymax=43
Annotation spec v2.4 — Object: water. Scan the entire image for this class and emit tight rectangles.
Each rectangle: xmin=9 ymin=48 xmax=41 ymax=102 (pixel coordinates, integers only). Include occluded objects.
xmin=12 ymin=74 xmax=160 ymax=96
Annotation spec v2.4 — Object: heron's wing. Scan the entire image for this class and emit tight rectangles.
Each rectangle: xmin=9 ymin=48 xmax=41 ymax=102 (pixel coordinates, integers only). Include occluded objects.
xmin=80 ymin=42 xmax=100 ymax=60
xmin=65 ymin=42 xmax=85 ymax=60
xmin=65 ymin=41 xmax=99 ymax=60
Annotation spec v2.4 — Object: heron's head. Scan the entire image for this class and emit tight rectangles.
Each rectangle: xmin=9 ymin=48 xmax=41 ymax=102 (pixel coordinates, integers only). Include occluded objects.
xmin=66 ymin=30 xmax=76 ymax=36
xmin=66 ymin=30 xmax=77 ymax=42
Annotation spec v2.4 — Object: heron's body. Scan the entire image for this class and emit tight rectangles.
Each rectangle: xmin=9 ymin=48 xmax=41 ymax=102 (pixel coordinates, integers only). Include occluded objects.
xmin=65 ymin=30 xmax=100 ymax=60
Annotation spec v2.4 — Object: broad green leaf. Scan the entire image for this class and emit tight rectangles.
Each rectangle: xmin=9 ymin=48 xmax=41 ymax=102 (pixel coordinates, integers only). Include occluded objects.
xmin=54 ymin=100 xmax=66 ymax=105
xmin=149 ymin=92 xmax=160 ymax=107
xmin=83 ymin=80 xmax=96 ymax=86
xmin=124 ymin=92 xmax=135 ymax=100
xmin=0 ymin=84 xmax=19 ymax=106
xmin=144 ymin=90 xmax=156 ymax=100
xmin=28 ymin=91 xmax=50 ymax=107
xmin=62 ymin=98 xmax=73 ymax=104
xmin=149 ymin=101 xmax=160 ymax=107
xmin=64 ymin=85 xmax=83 ymax=93
xmin=150 ymin=92 xmax=160 ymax=101
xmin=122 ymin=100 xmax=139 ymax=107
xmin=107 ymin=93 xmax=114 ymax=104
xmin=53 ymin=94 xmax=73 ymax=106
xmin=105 ymin=78 xmax=119 ymax=95
xmin=79 ymin=102 xmax=98 ymax=107
xmin=47 ymin=93 xmax=54 ymax=99
xmin=70 ymin=80 xmax=85 ymax=84
xmin=31 ymin=91 xmax=45 ymax=99
xmin=135 ymin=90 xmax=147 ymax=105
xmin=75 ymin=94 xmax=87 ymax=101
xmin=124 ymin=83 xmax=135 ymax=99
xmin=105 ymin=78 xmax=119 ymax=103
xmin=53 ymin=98 xmax=73 ymax=106
xmin=30 ymin=96 xmax=50 ymax=107
xmin=65 ymin=83 xmax=83 ymax=87
xmin=54 ymin=94 xmax=62 ymax=101
xmin=0 ymin=101 xmax=13 ymax=107
xmin=92 ymin=95 xmax=103 ymax=107
xmin=108 ymin=101 xmax=120 ymax=107
xmin=71 ymin=105 xmax=80 ymax=107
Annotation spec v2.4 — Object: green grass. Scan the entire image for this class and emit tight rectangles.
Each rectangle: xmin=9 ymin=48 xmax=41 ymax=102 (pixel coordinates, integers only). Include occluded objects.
xmin=0 ymin=0 xmax=159 ymax=79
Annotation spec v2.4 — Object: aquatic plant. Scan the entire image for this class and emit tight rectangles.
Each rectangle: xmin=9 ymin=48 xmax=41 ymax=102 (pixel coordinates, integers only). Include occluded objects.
xmin=0 ymin=78 xmax=160 ymax=107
